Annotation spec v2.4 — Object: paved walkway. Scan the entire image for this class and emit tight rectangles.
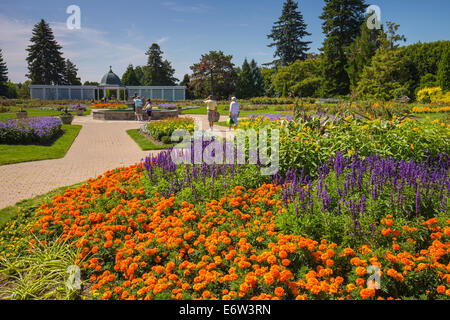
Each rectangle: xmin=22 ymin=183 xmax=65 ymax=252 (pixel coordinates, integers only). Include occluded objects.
xmin=0 ymin=113 xmax=233 ymax=209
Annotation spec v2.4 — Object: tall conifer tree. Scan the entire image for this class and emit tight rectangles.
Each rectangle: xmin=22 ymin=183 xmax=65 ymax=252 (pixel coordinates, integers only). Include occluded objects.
xmin=267 ymin=0 xmax=311 ymax=66
xmin=144 ymin=43 xmax=177 ymax=86
xmin=320 ymin=0 xmax=368 ymax=96
xmin=26 ymin=19 xmax=66 ymax=85
xmin=64 ymin=59 xmax=81 ymax=85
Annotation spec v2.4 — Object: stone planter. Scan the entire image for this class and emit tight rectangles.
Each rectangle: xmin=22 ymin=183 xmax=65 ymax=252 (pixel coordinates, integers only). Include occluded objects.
xmin=59 ymin=114 xmax=74 ymax=125
xmin=16 ymin=111 xmax=28 ymax=120
xmin=76 ymin=109 xmax=85 ymax=116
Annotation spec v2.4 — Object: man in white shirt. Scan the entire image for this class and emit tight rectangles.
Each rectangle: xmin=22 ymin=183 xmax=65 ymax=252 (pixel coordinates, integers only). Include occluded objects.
xmin=229 ymin=97 xmax=239 ymax=130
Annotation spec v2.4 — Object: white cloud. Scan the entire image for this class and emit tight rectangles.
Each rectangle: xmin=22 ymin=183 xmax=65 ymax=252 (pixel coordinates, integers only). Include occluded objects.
xmin=0 ymin=15 xmax=169 ymax=83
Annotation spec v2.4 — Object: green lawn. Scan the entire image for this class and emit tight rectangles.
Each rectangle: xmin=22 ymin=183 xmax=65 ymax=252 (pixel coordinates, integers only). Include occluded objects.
xmin=0 ymin=108 xmax=91 ymax=121
xmin=0 ymin=182 xmax=85 ymax=228
xmin=0 ymin=125 xmax=82 ymax=166
xmin=126 ymin=129 xmax=174 ymax=151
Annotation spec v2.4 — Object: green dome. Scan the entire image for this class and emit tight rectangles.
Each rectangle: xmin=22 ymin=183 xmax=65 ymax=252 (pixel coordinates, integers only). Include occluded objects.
xmin=100 ymin=66 xmax=122 ymax=86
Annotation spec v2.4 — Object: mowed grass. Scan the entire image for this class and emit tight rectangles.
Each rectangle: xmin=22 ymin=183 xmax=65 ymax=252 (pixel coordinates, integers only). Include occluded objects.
xmin=0 ymin=108 xmax=91 ymax=121
xmin=0 ymin=125 xmax=82 ymax=166
xmin=126 ymin=129 xmax=174 ymax=151
xmin=0 ymin=182 xmax=85 ymax=228
xmin=181 ymin=105 xmax=293 ymax=118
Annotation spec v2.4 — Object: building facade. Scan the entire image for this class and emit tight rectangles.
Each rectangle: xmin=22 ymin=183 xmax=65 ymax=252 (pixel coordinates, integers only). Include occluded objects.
xmin=29 ymin=67 xmax=186 ymax=101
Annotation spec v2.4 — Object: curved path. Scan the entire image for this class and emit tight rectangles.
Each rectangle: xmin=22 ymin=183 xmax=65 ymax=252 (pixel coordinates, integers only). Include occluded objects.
xmin=0 ymin=113 xmax=232 ymax=209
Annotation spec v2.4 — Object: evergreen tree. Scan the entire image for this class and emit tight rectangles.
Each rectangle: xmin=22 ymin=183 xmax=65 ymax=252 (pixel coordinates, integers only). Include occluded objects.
xmin=121 ymin=64 xmax=141 ymax=86
xmin=267 ymin=0 xmax=311 ymax=66
xmin=64 ymin=59 xmax=81 ymax=85
xmin=180 ymin=74 xmax=193 ymax=99
xmin=320 ymin=0 xmax=368 ymax=96
xmin=346 ymin=23 xmax=380 ymax=90
xmin=437 ymin=46 xmax=450 ymax=91
xmin=0 ymin=48 xmax=8 ymax=97
xmin=144 ymin=43 xmax=177 ymax=86
xmin=134 ymin=66 xmax=146 ymax=85
xmin=250 ymin=59 xmax=265 ymax=97
xmin=26 ymin=19 xmax=66 ymax=85
xmin=236 ymin=59 xmax=258 ymax=99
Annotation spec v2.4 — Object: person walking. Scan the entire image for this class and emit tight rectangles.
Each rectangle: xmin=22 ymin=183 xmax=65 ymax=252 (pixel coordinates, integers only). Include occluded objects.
xmin=229 ymin=97 xmax=239 ymax=130
xmin=204 ymin=95 xmax=218 ymax=130
xmin=144 ymin=98 xmax=153 ymax=122
xmin=134 ymin=96 xmax=144 ymax=121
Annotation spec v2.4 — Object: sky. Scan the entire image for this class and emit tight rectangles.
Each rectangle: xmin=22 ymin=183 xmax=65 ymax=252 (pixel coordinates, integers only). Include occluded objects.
xmin=0 ymin=0 xmax=449 ymax=84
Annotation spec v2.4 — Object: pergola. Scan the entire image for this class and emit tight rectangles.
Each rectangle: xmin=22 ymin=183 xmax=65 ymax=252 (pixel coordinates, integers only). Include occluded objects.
xmin=29 ymin=66 xmax=186 ymax=101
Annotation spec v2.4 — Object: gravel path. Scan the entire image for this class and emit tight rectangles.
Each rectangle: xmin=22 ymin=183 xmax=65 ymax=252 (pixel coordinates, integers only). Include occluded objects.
xmin=0 ymin=113 xmax=233 ymax=209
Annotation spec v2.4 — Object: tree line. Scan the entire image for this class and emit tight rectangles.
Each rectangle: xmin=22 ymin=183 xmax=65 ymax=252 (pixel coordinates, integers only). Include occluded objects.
xmin=1 ymin=0 xmax=449 ymax=100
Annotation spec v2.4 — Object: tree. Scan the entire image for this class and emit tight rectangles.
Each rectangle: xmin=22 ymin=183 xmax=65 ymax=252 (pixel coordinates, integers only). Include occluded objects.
xmin=16 ymin=81 xmax=31 ymax=99
xmin=190 ymin=51 xmax=237 ymax=99
xmin=134 ymin=66 xmax=146 ymax=85
xmin=356 ymin=47 xmax=415 ymax=101
xmin=250 ymin=59 xmax=265 ymax=97
xmin=122 ymin=64 xmax=141 ymax=86
xmin=438 ymin=46 xmax=450 ymax=91
xmin=261 ymin=68 xmax=276 ymax=97
xmin=6 ymin=82 xmax=18 ymax=98
xmin=144 ymin=43 xmax=177 ymax=86
xmin=345 ymin=22 xmax=380 ymax=90
xmin=320 ymin=0 xmax=368 ymax=96
xmin=236 ymin=59 xmax=258 ymax=99
xmin=271 ymin=55 xmax=322 ymax=97
xmin=63 ymin=59 xmax=81 ymax=85
xmin=180 ymin=74 xmax=194 ymax=99
xmin=0 ymin=48 xmax=8 ymax=97
xmin=26 ymin=19 xmax=66 ymax=85
xmin=84 ymin=81 xmax=99 ymax=86
xmin=267 ymin=0 xmax=311 ymax=66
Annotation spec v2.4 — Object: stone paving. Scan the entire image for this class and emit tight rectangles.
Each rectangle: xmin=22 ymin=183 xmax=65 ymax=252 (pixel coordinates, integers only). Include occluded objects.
xmin=0 ymin=113 xmax=232 ymax=209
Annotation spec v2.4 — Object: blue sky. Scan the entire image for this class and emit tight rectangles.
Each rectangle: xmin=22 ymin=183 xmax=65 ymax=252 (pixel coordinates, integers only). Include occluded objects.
xmin=0 ymin=0 xmax=449 ymax=83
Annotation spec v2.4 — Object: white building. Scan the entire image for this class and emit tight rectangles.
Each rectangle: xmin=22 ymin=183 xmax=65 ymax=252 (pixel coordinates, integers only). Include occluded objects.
xmin=29 ymin=67 xmax=186 ymax=101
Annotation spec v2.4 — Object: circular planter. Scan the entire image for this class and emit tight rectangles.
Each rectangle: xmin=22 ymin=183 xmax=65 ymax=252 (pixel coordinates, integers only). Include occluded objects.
xmin=59 ymin=114 xmax=74 ymax=125
xmin=16 ymin=111 xmax=28 ymax=120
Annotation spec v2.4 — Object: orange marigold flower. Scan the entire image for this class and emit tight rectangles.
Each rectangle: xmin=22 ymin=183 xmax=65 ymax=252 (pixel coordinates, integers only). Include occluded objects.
xmin=437 ymin=286 xmax=446 ymax=294
xmin=274 ymin=287 xmax=284 ymax=297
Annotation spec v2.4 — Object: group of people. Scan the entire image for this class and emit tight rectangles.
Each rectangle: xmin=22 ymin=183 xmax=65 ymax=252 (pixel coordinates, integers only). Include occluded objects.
xmin=204 ymin=96 xmax=240 ymax=130
xmin=133 ymin=94 xmax=153 ymax=122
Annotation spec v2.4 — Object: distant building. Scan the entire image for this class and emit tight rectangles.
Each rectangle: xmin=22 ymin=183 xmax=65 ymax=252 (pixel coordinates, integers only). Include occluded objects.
xmin=29 ymin=66 xmax=186 ymax=101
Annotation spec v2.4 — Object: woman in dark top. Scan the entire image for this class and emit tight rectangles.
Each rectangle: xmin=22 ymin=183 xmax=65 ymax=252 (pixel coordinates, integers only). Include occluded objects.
xmin=144 ymin=99 xmax=153 ymax=122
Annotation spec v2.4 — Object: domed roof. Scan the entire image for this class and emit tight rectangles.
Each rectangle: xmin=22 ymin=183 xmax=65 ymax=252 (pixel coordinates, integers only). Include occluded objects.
xmin=100 ymin=66 xmax=122 ymax=86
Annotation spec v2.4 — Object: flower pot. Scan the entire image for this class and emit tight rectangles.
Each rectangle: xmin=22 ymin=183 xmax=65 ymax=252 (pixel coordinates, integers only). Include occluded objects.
xmin=76 ymin=109 xmax=84 ymax=116
xmin=16 ymin=111 xmax=28 ymax=120
xmin=59 ymin=114 xmax=74 ymax=125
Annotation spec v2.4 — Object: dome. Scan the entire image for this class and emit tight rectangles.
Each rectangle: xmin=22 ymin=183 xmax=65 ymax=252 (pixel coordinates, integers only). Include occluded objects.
xmin=100 ymin=66 xmax=122 ymax=86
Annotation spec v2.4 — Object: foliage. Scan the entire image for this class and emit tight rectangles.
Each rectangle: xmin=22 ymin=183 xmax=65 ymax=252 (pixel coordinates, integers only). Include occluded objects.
xmin=0 ymin=238 xmax=84 ymax=300
xmin=26 ymin=19 xmax=66 ymax=85
xmin=121 ymin=64 xmax=141 ymax=86
xmin=438 ymin=46 xmax=450 ymax=91
xmin=63 ymin=59 xmax=81 ymax=85
xmin=0 ymin=49 xmax=8 ymax=98
xmin=267 ymin=0 xmax=311 ymax=66
xmin=271 ymin=55 xmax=322 ymax=97
xmin=144 ymin=44 xmax=177 ymax=86
xmin=356 ymin=47 xmax=415 ymax=101
xmin=345 ymin=23 xmax=380 ymax=90
xmin=236 ymin=59 xmax=258 ymax=99
xmin=250 ymin=60 xmax=265 ymax=97
xmin=320 ymin=0 xmax=368 ymax=96
xmin=190 ymin=51 xmax=237 ymax=99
